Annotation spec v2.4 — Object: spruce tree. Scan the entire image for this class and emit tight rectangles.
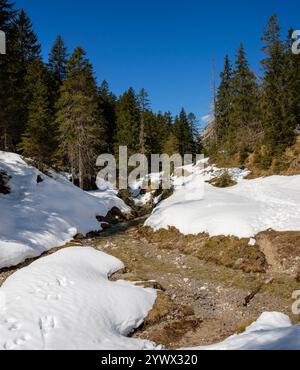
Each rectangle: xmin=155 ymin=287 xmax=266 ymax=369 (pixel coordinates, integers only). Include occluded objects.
xmin=115 ymin=88 xmax=141 ymax=155
xmin=18 ymin=61 xmax=54 ymax=165
xmin=48 ymin=36 xmax=68 ymax=104
xmin=56 ymin=47 xmax=102 ymax=189
xmin=13 ymin=9 xmax=40 ymax=62
xmin=173 ymin=109 xmax=195 ymax=156
xmin=0 ymin=0 xmax=16 ymax=150
xmin=163 ymin=133 xmax=180 ymax=156
xmin=232 ymin=44 xmax=258 ymax=130
xmin=8 ymin=9 xmax=41 ymax=148
xmin=215 ymin=55 xmax=234 ymax=144
xmin=261 ymin=14 xmax=291 ymax=154
xmin=283 ymin=29 xmax=300 ymax=141
xmin=231 ymin=44 xmax=260 ymax=155
xmin=98 ymin=80 xmax=117 ymax=153
xmin=154 ymin=112 xmax=173 ymax=153
xmin=138 ymin=88 xmax=150 ymax=155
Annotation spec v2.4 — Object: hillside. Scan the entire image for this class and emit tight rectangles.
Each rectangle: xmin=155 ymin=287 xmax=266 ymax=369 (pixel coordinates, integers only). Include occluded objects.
xmin=0 ymin=151 xmax=130 ymax=269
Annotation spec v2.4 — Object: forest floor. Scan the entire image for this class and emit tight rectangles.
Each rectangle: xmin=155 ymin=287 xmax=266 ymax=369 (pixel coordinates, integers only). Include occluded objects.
xmin=1 ymin=216 xmax=300 ymax=349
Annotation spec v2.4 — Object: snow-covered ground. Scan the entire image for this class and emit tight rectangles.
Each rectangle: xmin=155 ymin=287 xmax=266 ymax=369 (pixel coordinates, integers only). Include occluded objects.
xmin=145 ymin=161 xmax=300 ymax=238
xmin=0 ymin=152 xmax=130 ymax=269
xmin=0 ymin=247 xmax=157 ymax=350
xmin=184 ymin=312 xmax=300 ymax=350
xmin=1 ymin=246 xmax=298 ymax=350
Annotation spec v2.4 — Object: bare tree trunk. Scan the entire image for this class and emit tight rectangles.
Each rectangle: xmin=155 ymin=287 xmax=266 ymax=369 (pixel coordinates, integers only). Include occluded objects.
xmin=78 ymin=146 xmax=84 ymax=190
xmin=139 ymin=115 xmax=145 ymax=155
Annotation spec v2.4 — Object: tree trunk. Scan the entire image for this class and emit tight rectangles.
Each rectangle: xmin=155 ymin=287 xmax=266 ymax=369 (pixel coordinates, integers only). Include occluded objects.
xmin=139 ymin=115 xmax=145 ymax=155
xmin=78 ymin=146 xmax=84 ymax=190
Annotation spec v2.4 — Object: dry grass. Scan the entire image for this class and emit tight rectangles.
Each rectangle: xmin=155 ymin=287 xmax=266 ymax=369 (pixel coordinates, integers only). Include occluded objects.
xmin=137 ymin=227 xmax=267 ymax=273
xmin=235 ymin=318 xmax=257 ymax=334
xmin=245 ymin=137 xmax=300 ymax=178
xmin=208 ymin=171 xmax=237 ymax=188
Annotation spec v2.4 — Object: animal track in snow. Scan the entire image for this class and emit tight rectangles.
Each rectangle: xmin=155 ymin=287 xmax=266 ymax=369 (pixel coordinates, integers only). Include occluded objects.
xmin=44 ymin=294 xmax=61 ymax=301
xmin=0 ymin=292 xmax=6 ymax=314
xmin=39 ymin=315 xmax=56 ymax=335
xmin=56 ymin=277 xmax=75 ymax=287
xmin=3 ymin=333 xmax=32 ymax=350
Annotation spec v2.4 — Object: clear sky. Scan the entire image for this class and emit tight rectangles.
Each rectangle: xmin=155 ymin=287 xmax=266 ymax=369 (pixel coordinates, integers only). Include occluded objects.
xmin=16 ymin=0 xmax=299 ymax=127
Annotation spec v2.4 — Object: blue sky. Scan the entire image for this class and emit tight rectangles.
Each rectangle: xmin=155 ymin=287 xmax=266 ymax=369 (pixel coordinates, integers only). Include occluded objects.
xmin=16 ymin=0 xmax=299 ymax=127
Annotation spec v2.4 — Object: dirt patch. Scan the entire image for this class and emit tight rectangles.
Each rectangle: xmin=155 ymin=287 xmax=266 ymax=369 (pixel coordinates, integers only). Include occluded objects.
xmin=136 ymin=227 xmax=267 ymax=273
xmin=256 ymin=231 xmax=300 ymax=276
xmin=2 ymin=215 xmax=300 ymax=349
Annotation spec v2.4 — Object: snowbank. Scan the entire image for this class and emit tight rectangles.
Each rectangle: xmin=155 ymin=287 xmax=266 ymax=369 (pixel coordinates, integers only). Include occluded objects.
xmin=0 ymin=152 xmax=130 ymax=269
xmin=185 ymin=312 xmax=300 ymax=350
xmin=145 ymin=163 xmax=300 ymax=238
xmin=0 ymin=247 xmax=157 ymax=350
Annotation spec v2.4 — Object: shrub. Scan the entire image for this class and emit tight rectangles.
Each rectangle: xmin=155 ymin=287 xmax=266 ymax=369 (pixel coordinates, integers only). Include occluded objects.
xmin=209 ymin=171 xmax=236 ymax=188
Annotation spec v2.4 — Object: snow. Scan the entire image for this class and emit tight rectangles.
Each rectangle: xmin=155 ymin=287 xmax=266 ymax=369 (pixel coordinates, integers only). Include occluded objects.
xmin=0 ymin=247 xmax=158 ymax=350
xmin=185 ymin=312 xmax=300 ymax=350
xmin=145 ymin=162 xmax=300 ymax=238
xmin=0 ymin=151 xmax=130 ymax=269
xmin=249 ymin=238 xmax=256 ymax=246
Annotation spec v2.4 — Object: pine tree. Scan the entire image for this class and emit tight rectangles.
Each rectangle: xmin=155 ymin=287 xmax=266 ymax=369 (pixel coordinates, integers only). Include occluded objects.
xmin=282 ymin=29 xmax=300 ymax=141
xmin=48 ymin=35 xmax=68 ymax=104
xmin=163 ymin=133 xmax=180 ymax=156
xmin=138 ymin=88 xmax=150 ymax=155
xmin=6 ymin=9 xmax=42 ymax=149
xmin=261 ymin=14 xmax=292 ymax=154
xmin=231 ymin=44 xmax=260 ymax=154
xmin=18 ymin=61 xmax=54 ymax=165
xmin=0 ymin=0 xmax=16 ymax=150
xmin=56 ymin=47 xmax=102 ymax=189
xmin=98 ymin=80 xmax=117 ymax=153
xmin=233 ymin=44 xmax=258 ymax=129
xmin=13 ymin=9 xmax=40 ymax=62
xmin=215 ymin=55 xmax=234 ymax=144
xmin=115 ymin=88 xmax=140 ymax=155
xmin=173 ymin=109 xmax=195 ymax=156
xmin=152 ymin=112 xmax=173 ymax=154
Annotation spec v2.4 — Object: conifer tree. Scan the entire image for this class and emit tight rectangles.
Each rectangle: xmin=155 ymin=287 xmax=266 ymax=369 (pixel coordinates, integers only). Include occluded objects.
xmin=8 ymin=9 xmax=41 ymax=148
xmin=18 ymin=60 xmax=54 ymax=165
xmin=56 ymin=47 xmax=102 ymax=189
xmin=0 ymin=0 xmax=16 ymax=150
xmin=115 ymin=88 xmax=140 ymax=155
xmin=163 ymin=133 xmax=180 ymax=156
xmin=173 ymin=109 xmax=195 ymax=156
xmin=98 ymin=80 xmax=117 ymax=153
xmin=283 ymin=29 xmax=300 ymax=140
xmin=215 ymin=55 xmax=234 ymax=144
xmin=154 ymin=112 xmax=173 ymax=153
xmin=261 ymin=14 xmax=292 ymax=153
xmin=232 ymin=44 xmax=258 ymax=130
xmin=48 ymin=35 xmax=68 ymax=104
xmin=138 ymin=88 xmax=150 ymax=155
